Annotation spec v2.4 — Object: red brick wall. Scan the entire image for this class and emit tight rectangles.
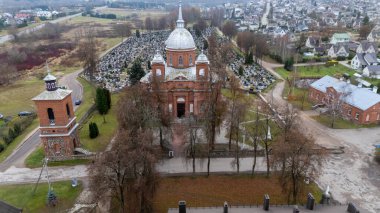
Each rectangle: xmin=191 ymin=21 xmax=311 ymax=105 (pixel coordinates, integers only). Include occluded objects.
xmin=166 ymin=49 xmax=196 ymax=68
xmin=34 ymin=94 xmax=74 ymax=127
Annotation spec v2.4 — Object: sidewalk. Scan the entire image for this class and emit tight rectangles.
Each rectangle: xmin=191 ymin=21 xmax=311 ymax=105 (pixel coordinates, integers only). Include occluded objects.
xmin=0 ymin=157 xmax=268 ymax=184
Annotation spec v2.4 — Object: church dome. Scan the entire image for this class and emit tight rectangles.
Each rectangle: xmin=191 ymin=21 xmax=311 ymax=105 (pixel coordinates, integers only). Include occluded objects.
xmin=165 ymin=28 xmax=196 ymax=50
xmin=165 ymin=1 xmax=196 ymax=50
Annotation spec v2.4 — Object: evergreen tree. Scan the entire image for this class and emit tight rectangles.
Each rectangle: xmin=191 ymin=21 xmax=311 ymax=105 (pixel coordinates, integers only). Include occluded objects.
xmin=147 ymin=60 xmax=151 ymax=70
xmin=128 ymin=59 xmax=145 ymax=85
xmin=89 ymin=122 xmax=99 ymax=139
xmin=203 ymin=39 xmax=209 ymax=50
xmin=238 ymin=66 xmax=244 ymax=76
xmin=96 ymin=88 xmax=109 ymax=123
xmin=136 ymin=29 xmax=140 ymax=38
xmin=245 ymin=51 xmax=253 ymax=64
xmin=103 ymin=88 xmax=111 ymax=110
xmin=284 ymin=58 xmax=294 ymax=71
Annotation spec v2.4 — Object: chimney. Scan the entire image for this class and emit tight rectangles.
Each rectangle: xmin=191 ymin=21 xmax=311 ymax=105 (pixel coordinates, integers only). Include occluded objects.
xmin=263 ymin=194 xmax=270 ymax=211
xmin=373 ymin=86 xmax=378 ymax=93
xmin=178 ymin=201 xmax=186 ymax=213
xmin=223 ymin=201 xmax=228 ymax=213
xmin=306 ymin=193 xmax=315 ymax=210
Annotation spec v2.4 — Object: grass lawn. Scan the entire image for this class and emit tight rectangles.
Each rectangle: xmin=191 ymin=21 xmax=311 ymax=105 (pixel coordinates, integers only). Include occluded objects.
xmin=311 ymin=115 xmax=379 ymax=129
xmin=0 ymin=77 xmax=44 ymax=117
xmin=0 ymin=118 xmax=39 ymax=163
xmin=0 ymin=180 xmax=82 ymax=213
xmin=24 ymin=146 xmax=91 ymax=168
xmin=79 ymin=93 xmax=120 ymax=152
xmin=75 ymin=77 xmax=96 ymax=122
xmin=362 ymin=77 xmax=380 ymax=87
xmin=275 ymin=64 xmax=355 ymax=79
xmin=283 ymin=82 xmax=313 ymax=111
xmin=64 ymin=16 xmax=118 ymax=25
xmin=152 ymin=175 xmax=322 ymax=213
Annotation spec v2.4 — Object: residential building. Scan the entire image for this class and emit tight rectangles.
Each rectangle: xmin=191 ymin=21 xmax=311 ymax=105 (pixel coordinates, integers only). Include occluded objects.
xmin=363 ymin=65 xmax=380 ymax=79
xmin=367 ymin=26 xmax=380 ymax=43
xmin=351 ymin=53 xmax=378 ymax=70
xmin=327 ymin=44 xmax=349 ymax=58
xmin=309 ymin=75 xmax=380 ymax=124
xmin=306 ymin=36 xmax=321 ymax=48
xmin=356 ymin=41 xmax=378 ymax=54
xmin=330 ymin=33 xmax=351 ymax=44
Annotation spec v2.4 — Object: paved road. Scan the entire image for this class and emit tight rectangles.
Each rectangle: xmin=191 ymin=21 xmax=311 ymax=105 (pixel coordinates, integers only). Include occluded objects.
xmin=0 ymin=13 xmax=81 ymax=44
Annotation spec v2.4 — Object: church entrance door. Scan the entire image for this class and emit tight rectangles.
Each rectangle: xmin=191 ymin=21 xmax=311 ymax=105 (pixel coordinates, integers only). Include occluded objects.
xmin=177 ymin=103 xmax=185 ymax=118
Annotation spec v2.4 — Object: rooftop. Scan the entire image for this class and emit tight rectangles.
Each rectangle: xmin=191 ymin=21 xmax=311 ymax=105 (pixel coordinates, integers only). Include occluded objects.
xmin=310 ymin=75 xmax=380 ymax=110
xmin=32 ymin=88 xmax=72 ymax=101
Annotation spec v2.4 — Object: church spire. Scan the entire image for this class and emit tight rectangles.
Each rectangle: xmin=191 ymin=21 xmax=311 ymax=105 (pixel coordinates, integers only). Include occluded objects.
xmin=176 ymin=1 xmax=185 ymax=28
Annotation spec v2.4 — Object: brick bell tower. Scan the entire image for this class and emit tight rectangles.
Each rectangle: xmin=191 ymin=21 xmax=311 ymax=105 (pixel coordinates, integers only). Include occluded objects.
xmin=32 ymin=64 xmax=80 ymax=159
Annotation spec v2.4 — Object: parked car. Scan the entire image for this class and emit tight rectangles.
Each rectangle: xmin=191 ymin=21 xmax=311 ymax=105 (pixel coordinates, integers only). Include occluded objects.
xmin=75 ymin=100 xmax=82 ymax=105
xmin=18 ymin=111 xmax=33 ymax=116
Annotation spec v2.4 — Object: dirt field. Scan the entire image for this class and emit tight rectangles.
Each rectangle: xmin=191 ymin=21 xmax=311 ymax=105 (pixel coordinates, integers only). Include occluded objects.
xmin=152 ymin=175 xmax=322 ymax=213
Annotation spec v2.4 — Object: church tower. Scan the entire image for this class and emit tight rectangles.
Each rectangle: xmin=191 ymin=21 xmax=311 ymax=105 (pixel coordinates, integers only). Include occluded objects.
xmin=32 ymin=64 xmax=80 ymax=159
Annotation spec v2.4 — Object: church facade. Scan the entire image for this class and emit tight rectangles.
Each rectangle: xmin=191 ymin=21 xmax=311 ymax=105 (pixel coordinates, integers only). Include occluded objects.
xmin=141 ymin=2 xmax=210 ymax=118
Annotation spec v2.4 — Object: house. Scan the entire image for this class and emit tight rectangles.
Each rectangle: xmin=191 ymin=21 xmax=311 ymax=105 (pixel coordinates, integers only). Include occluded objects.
xmin=305 ymin=36 xmax=321 ymax=48
xmin=327 ymin=43 xmax=349 ymax=58
xmin=309 ymin=75 xmax=380 ymax=124
xmin=330 ymin=33 xmax=351 ymax=44
xmin=363 ymin=65 xmax=380 ymax=79
xmin=351 ymin=53 xmax=378 ymax=70
xmin=356 ymin=41 xmax=378 ymax=54
xmin=36 ymin=11 xmax=52 ymax=19
xmin=367 ymin=26 xmax=380 ymax=43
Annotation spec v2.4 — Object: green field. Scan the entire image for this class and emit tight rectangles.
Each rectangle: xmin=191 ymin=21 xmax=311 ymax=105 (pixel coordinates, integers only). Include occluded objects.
xmin=0 ymin=181 xmax=82 ymax=213
xmin=24 ymin=146 xmax=91 ymax=168
xmin=75 ymin=77 xmax=96 ymax=122
xmin=275 ymin=64 xmax=355 ymax=79
xmin=96 ymin=7 xmax=169 ymax=20
xmin=80 ymin=93 xmax=120 ymax=152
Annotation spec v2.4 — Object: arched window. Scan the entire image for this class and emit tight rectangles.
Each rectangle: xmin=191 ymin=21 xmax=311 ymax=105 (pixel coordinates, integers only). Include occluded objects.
xmin=66 ymin=104 xmax=71 ymax=118
xmin=199 ymin=69 xmax=205 ymax=76
xmin=179 ymin=56 xmax=183 ymax=66
xmin=189 ymin=55 xmax=193 ymax=65
xmin=156 ymin=69 xmax=162 ymax=76
xmin=47 ymin=108 xmax=55 ymax=125
xmin=169 ymin=55 xmax=173 ymax=65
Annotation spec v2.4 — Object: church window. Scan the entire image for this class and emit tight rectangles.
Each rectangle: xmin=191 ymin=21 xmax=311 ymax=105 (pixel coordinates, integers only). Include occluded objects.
xmin=47 ymin=108 xmax=55 ymax=125
xmin=199 ymin=69 xmax=205 ymax=76
xmin=169 ymin=55 xmax=173 ymax=65
xmin=66 ymin=104 xmax=71 ymax=118
xmin=156 ymin=69 xmax=162 ymax=76
xmin=189 ymin=55 xmax=193 ymax=65
xmin=179 ymin=56 xmax=183 ymax=66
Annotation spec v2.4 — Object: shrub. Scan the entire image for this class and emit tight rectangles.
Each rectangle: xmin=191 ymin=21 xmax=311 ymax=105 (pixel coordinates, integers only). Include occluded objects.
xmin=284 ymin=58 xmax=294 ymax=71
xmin=0 ymin=144 xmax=4 ymax=153
xmin=89 ymin=122 xmax=99 ymax=139
xmin=13 ymin=123 xmax=21 ymax=135
xmin=336 ymin=56 xmax=346 ymax=61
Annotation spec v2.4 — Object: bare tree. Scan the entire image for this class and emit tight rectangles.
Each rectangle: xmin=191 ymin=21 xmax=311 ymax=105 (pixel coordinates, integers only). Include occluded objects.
xmin=145 ymin=17 xmax=153 ymax=31
xmin=113 ymin=23 xmax=132 ymax=42
xmin=325 ymin=84 xmax=352 ymax=128
xmin=271 ymin=129 xmax=324 ymax=204
xmin=8 ymin=26 xmax=19 ymax=42
xmin=186 ymin=115 xmax=202 ymax=174
xmin=78 ymin=26 xmax=99 ymax=81
xmin=236 ymin=31 xmax=255 ymax=53
xmin=222 ymin=20 xmax=237 ymax=39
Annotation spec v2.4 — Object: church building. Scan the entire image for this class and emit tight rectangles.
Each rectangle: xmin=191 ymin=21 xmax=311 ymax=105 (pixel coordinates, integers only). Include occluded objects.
xmin=32 ymin=66 xmax=80 ymax=159
xmin=141 ymin=2 xmax=210 ymax=118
